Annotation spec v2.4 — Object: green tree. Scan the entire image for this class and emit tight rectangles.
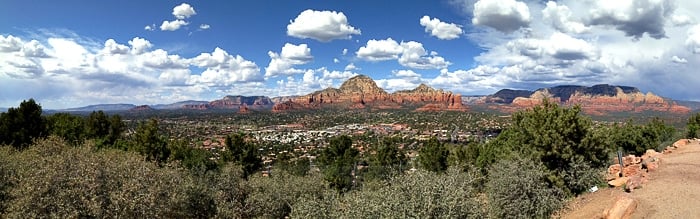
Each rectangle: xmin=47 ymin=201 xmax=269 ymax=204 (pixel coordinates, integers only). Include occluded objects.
xmin=318 ymin=135 xmax=358 ymax=193
xmin=365 ymin=138 xmax=407 ymax=180
xmin=489 ymin=100 xmax=608 ymax=195
xmin=448 ymin=141 xmax=481 ymax=172
xmin=133 ymin=119 xmax=170 ymax=165
xmin=170 ymin=140 xmax=218 ymax=172
xmin=46 ymin=113 xmax=85 ymax=146
xmin=85 ymin=111 xmax=110 ymax=139
xmin=608 ymin=118 xmax=676 ymax=155
xmin=84 ymin=111 xmax=124 ymax=148
xmin=277 ymin=152 xmax=310 ymax=177
xmin=223 ymin=133 xmax=262 ymax=179
xmin=223 ymin=133 xmax=245 ymax=162
xmin=106 ymin=114 xmax=125 ymax=146
xmin=418 ymin=137 xmax=449 ymax=173
xmin=687 ymin=113 xmax=700 ymax=138
xmin=0 ymin=99 xmax=47 ymax=149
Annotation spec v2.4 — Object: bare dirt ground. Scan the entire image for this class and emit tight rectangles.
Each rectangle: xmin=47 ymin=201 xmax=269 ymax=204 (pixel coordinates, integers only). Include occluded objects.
xmin=561 ymin=140 xmax=700 ymax=218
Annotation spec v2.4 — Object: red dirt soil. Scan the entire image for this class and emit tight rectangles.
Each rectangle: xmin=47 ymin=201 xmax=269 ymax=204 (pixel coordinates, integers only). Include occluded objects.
xmin=560 ymin=140 xmax=700 ymax=218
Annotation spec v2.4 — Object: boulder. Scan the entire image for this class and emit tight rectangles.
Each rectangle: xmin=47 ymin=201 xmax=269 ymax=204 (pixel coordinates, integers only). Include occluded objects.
xmin=673 ymin=139 xmax=689 ymax=147
xmin=641 ymin=149 xmax=662 ymax=161
xmin=607 ymin=164 xmax=622 ymax=180
xmin=603 ymin=195 xmax=637 ymax=219
xmin=622 ymin=155 xmax=641 ymax=166
xmin=663 ymin=147 xmax=674 ymax=154
xmin=622 ymin=164 xmax=642 ymax=178
xmin=608 ymin=177 xmax=629 ymax=187
xmin=642 ymin=158 xmax=660 ymax=172
xmin=625 ymin=175 xmax=643 ymax=192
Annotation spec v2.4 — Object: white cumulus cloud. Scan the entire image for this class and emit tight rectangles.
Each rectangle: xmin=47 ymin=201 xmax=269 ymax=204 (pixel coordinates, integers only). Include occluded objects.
xmin=542 ymin=1 xmax=590 ymax=34
xmin=160 ymin=19 xmax=188 ymax=31
xmin=586 ymin=0 xmax=675 ymax=39
xmin=393 ymin=69 xmax=421 ymax=78
xmin=398 ymin=41 xmax=451 ymax=69
xmin=687 ymin=24 xmax=700 ymax=53
xmin=356 ymin=38 xmax=403 ymax=61
xmin=472 ymin=0 xmax=531 ymax=33
xmin=172 ymin=3 xmax=196 ymax=19
xmin=287 ymin=9 xmax=361 ymax=42
xmin=419 ymin=16 xmax=463 ymax=40
xmin=356 ymin=38 xmax=451 ymax=69
xmin=0 ymin=33 xmax=266 ymax=108
xmin=671 ymin=55 xmax=687 ymax=63
xmin=190 ymin=47 xmax=262 ymax=86
xmin=265 ymin=43 xmax=313 ymax=78
xmin=344 ymin=63 xmax=358 ymax=71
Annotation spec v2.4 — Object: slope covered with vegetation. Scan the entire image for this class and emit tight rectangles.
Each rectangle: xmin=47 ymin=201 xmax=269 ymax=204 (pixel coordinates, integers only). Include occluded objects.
xmin=0 ymin=99 xmax=691 ymax=218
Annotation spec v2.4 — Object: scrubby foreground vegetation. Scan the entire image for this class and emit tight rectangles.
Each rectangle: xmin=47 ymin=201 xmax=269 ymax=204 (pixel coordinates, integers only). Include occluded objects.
xmin=0 ymin=99 xmax=693 ymax=218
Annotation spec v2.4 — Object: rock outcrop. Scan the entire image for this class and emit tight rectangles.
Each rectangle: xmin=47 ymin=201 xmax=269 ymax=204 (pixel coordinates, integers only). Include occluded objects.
xmin=487 ymin=84 xmax=690 ymax=114
xmin=209 ymin=95 xmax=273 ymax=109
xmin=182 ymin=104 xmax=211 ymax=110
xmin=603 ymin=195 xmax=637 ymax=219
xmin=184 ymin=95 xmax=274 ymax=110
xmin=129 ymin=105 xmax=154 ymax=111
xmin=271 ymin=75 xmax=466 ymax=112
xmin=482 ymin=89 xmax=533 ymax=104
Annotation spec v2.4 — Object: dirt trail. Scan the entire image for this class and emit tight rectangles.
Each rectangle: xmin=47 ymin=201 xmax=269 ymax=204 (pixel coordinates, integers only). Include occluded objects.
xmin=561 ymin=140 xmax=700 ymax=218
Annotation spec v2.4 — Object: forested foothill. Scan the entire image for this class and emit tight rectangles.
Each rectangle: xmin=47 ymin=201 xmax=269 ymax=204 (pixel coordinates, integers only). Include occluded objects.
xmin=0 ymin=98 xmax=692 ymax=218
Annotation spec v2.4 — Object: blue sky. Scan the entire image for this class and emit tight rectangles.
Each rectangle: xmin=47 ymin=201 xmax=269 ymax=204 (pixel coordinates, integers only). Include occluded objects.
xmin=1 ymin=0 xmax=700 ymax=109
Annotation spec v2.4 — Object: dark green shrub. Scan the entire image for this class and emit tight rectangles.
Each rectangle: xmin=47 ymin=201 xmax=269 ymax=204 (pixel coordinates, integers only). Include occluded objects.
xmin=418 ymin=137 xmax=449 ymax=173
xmin=487 ymin=158 xmax=565 ymax=218
xmin=687 ymin=113 xmax=700 ymax=138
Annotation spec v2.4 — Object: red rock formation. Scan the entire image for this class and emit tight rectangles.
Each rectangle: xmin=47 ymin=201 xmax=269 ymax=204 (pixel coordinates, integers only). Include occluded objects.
xmin=495 ymin=85 xmax=690 ymax=114
xmin=210 ymin=95 xmax=273 ymax=109
xmin=239 ymin=104 xmax=249 ymax=113
xmin=129 ymin=105 xmax=153 ymax=111
xmin=271 ymin=76 xmax=467 ymax=112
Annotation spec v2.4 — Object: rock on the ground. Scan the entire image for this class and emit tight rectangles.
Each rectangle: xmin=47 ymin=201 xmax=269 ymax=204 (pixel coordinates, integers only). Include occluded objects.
xmin=673 ymin=139 xmax=690 ymax=148
xmin=623 ymin=164 xmax=642 ymax=177
xmin=623 ymin=155 xmax=641 ymax=166
xmin=609 ymin=177 xmax=629 ymax=187
xmin=625 ymin=175 xmax=643 ymax=192
xmin=603 ymin=195 xmax=637 ymax=219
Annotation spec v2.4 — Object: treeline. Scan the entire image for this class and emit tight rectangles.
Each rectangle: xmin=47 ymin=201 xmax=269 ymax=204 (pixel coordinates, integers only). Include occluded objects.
xmin=0 ymin=99 xmax=693 ymax=218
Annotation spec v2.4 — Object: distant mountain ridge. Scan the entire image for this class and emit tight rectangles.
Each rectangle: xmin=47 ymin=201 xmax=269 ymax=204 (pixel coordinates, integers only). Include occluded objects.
xmin=182 ymin=95 xmax=274 ymax=110
xmin=152 ymin=100 xmax=209 ymax=110
xmin=481 ymin=84 xmax=690 ymax=115
xmin=64 ymin=104 xmax=137 ymax=112
xmin=46 ymin=81 xmax=697 ymax=115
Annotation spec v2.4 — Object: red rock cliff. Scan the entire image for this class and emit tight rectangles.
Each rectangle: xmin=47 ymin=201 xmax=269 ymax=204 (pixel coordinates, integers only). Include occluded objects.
xmin=272 ymin=75 xmax=466 ymax=112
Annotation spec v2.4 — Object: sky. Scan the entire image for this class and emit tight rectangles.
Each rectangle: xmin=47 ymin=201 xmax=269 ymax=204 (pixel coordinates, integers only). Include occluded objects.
xmin=1 ymin=0 xmax=699 ymax=109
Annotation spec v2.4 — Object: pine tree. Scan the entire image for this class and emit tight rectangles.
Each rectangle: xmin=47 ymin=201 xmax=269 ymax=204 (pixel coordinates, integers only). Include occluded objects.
xmin=318 ymin=135 xmax=358 ymax=193
xmin=687 ymin=113 xmax=700 ymax=138
xmin=224 ymin=133 xmax=262 ymax=179
xmin=491 ymin=99 xmax=608 ymax=195
xmin=0 ymin=99 xmax=46 ymax=149
xmin=418 ymin=137 xmax=449 ymax=173
xmin=133 ymin=119 xmax=170 ymax=165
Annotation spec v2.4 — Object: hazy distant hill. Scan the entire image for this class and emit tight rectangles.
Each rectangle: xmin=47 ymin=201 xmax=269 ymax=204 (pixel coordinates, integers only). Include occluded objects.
xmin=151 ymin=100 xmax=209 ymax=110
xmin=63 ymin=104 xmax=136 ymax=112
